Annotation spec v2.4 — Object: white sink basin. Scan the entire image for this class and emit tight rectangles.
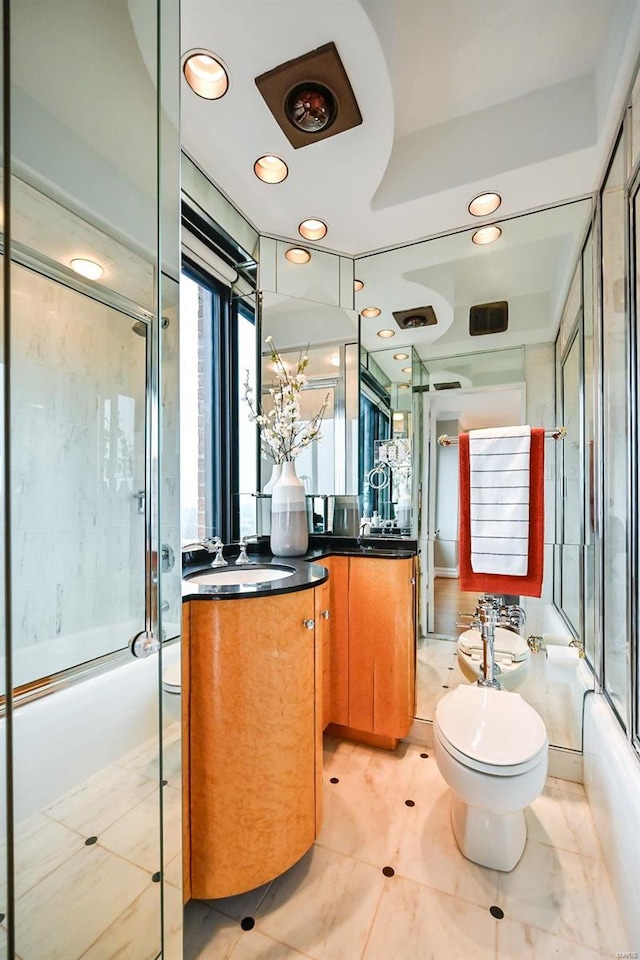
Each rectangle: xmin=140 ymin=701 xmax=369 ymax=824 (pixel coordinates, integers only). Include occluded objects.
xmin=186 ymin=565 xmax=296 ymax=586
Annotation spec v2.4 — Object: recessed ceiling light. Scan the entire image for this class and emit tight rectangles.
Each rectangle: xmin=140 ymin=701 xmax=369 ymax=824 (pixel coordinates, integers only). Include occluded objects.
xmin=284 ymin=247 xmax=311 ymax=264
xmin=402 ymin=366 xmax=412 ymax=374
xmin=377 ymin=329 xmax=395 ymax=339
xmin=70 ymin=258 xmax=104 ymax=280
xmin=398 ymin=383 xmax=410 ymax=390
xmin=361 ymin=307 xmax=381 ymax=318
xmin=298 ymin=218 xmax=327 ymax=241
xmin=472 ymin=225 xmax=502 ymax=246
xmin=329 ymin=355 xmax=341 ymax=367
xmin=183 ymin=51 xmax=229 ymax=100
xmin=468 ymin=192 xmax=502 ymax=217
xmin=393 ymin=353 xmax=409 ymax=361
xmin=393 ymin=412 xmax=405 ymax=422
xmin=254 ymin=155 xmax=289 ymax=184
xmin=354 ymin=279 xmax=364 ymax=292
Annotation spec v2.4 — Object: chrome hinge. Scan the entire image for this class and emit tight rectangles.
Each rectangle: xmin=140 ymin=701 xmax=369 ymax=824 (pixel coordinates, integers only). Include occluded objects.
xmin=130 ymin=630 xmax=160 ymax=658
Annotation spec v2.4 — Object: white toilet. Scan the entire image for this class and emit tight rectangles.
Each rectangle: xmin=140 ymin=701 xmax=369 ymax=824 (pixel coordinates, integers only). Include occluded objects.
xmin=162 ymin=660 xmax=181 ymax=722
xmin=434 ymin=683 xmax=548 ymax=872
xmin=457 ymin=627 xmax=530 ymax=687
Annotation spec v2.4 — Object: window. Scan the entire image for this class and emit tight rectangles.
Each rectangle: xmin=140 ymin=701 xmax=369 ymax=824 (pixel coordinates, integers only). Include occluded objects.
xmin=180 ymin=246 xmax=258 ymax=545
xmin=180 ymin=269 xmax=217 ymax=541
xmin=360 ymin=387 xmax=391 ymax=519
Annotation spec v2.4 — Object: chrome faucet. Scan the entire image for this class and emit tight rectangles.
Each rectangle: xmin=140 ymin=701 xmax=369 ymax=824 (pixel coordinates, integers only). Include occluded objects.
xmin=182 ymin=538 xmax=218 ymax=555
xmin=182 ymin=536 xmax=228 ymax=567
xmin=210 ymin=537 xmax=227 ymax=567
xmin=235 ymin=536 xmax=251 ymax=565
xmin=462 ymin=595 xmax=527 ymax=689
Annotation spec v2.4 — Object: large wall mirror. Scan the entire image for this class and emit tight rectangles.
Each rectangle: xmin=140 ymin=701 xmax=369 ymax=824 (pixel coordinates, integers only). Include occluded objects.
xmin=258 ymin=239 xmax=359 ymax=533
xmin=355 ymin=198 xmax=593 ymax=752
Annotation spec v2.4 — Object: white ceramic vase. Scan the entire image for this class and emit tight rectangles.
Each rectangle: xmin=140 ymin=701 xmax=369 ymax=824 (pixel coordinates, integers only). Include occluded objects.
xmin=270 ymin=460 xmax=309 ymax=557
xmin=260 ymin=463 xmax=282 ymax=535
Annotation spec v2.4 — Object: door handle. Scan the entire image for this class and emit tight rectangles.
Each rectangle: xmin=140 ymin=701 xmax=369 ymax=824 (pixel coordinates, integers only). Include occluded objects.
xmin=303 ymin=619 xmax=315 ymax=630
xmin=321 ymin=609 xmax=330 ymax=619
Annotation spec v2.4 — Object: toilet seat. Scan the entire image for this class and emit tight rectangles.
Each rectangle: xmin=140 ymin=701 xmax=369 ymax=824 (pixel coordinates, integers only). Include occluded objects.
xmin=163 ymin=661 xmax=181 ymax=694
xmin=435 ymin=685 xmax=547 ymax=776
xmin=458 ymin=627 xmax=530 ymax=663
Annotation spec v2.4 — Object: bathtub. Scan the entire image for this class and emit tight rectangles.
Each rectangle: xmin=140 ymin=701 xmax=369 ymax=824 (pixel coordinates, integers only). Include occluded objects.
xmin=0 ymin=633 xmax=181 ymax=822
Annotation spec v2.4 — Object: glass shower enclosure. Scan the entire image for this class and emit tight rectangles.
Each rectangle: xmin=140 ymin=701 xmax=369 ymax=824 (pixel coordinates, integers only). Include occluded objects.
xmin=0 ymin=1 xmax=182 ymax=957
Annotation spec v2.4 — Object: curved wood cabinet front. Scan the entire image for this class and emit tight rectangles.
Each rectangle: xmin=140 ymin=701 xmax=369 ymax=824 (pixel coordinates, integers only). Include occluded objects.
xmin=185 ymin=587 xmax=321 ymax=899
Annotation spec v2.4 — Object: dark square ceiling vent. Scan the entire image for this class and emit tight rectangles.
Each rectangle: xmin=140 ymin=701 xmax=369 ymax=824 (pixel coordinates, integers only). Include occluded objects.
xmin=433 ymin=381 xmax=462 ymax=391
xmin=469 ymin=301 xmax=509 ymax=336
xmin=392 ymin=305 xmax=437 ymax=330
xmin=255 ymin=42 xmax=362 ymax=150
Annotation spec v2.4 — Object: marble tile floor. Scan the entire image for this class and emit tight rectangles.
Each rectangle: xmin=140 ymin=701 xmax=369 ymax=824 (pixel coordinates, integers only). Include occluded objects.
xmin=416 ymin=637 xmax=581 ymax=751
xmin=184 ymin=735 xmax=628 ymax=960
xmin=0 ymin=721 xmax=182 ymax=960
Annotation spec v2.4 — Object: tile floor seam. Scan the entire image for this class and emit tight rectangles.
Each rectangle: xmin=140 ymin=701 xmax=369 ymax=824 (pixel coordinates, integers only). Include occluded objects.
xmin=494 ymin=915 xmax=617 ymax=956
xmin=44 ymin=787 xmax=158 ymax=836
xmin=93 ymin=839 xmax=160 ymax=881
xmin=526 ymin=834 xmax=604 ymax=861
xmin=386 ymin=863 xmax=502 ymax=917
xmin=248 ymin=923 xmax=317 ymax=960
xmin=38 ymin=808 xmax=88 ymax=837
xmin=356 ymin=865 xmax=392 ymax=960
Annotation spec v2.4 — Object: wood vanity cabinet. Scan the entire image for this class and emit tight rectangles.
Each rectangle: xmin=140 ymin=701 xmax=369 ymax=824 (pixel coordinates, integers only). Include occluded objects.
xmin=323 ymin=554 xmax=416 ymax=748
xmin=182 ymin=584 xmax=325 ymax=901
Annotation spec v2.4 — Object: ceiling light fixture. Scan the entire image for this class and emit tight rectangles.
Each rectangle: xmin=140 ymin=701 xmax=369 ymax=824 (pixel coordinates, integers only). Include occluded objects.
xmin=183 ymin=50 xmax=229 ymax=100
xmin=354 ymin=279 xmax=364 ymax=292
xmin=472 ymin=225 xmax=502 ymax=246
xmin=70 ymin=258 xmax=104 ymax=281
xmin=402 ymin=366 xmax=412 ymax=374
xmin=361 ymin=307 xmax=381 ymax=318
xmin=254 ymin=155 xmax=289 ymax=184
xmin=393 ymin=353 xmax=409 ymax=361
xmin=398 ymin=383 xmax=410 ymax=390
xmin=377 ymin=329 xmax=395 ymax=339
xmin=284 ymin=247 xmax=311 ymax=264
xmin=298 ymin=218 xmax=327 ymax=241
xmin=393 ymin=412 xmax=405 ymax=422
xmin=468 ymin=192 xmax=502 ymax=217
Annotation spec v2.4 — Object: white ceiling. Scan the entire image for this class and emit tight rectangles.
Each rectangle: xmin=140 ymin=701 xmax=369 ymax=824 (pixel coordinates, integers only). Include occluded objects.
xmin=181 ymin=0 xmax=640 ymax=256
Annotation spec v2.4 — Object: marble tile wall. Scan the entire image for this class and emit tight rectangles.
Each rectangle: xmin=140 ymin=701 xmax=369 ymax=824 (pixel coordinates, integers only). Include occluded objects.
xmin=11 ymin=264 xmax=147 ymax=678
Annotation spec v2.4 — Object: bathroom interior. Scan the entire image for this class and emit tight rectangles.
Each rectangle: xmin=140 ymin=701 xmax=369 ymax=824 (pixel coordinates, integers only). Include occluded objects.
xmin=0 ymin=0 xmax=639 ymax=958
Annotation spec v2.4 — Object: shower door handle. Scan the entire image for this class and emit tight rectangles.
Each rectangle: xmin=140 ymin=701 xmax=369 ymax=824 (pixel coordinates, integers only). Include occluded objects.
xmin=130 ymin=630 xmax=160 ymax=659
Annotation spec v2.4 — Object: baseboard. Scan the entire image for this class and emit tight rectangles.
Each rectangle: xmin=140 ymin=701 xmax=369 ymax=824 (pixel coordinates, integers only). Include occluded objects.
xmin=434 ymin=567 xmax=459 ymax=579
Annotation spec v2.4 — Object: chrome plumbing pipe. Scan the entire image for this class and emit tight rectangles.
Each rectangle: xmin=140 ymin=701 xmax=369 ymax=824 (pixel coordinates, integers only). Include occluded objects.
xmin=476 ymin=598 xmax=501 ymax=689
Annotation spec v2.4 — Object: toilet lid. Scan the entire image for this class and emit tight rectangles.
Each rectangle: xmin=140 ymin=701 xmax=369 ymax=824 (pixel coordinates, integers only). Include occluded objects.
xmin=163 ymin=661 xmax=181 ymax=693
xmin=458 ymin=627 xmax=529 ymax=662
xmin=435 ymin=685 xmax=547 ymax=769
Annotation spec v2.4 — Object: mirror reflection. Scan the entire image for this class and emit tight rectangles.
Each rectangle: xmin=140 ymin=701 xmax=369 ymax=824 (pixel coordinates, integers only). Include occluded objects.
xmin=257 ymin=292 xmax=359 ymax=533
xmin=356 ymin=198 xmax=593 ymax=750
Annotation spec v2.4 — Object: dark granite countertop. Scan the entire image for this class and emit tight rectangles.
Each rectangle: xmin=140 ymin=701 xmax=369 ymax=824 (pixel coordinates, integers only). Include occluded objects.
xmin=182 ymin=535 xmax=417 ymax=601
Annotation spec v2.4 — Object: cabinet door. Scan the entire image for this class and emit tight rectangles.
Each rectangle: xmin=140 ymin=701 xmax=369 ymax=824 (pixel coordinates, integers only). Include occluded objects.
xmin=348 ymin=557 xmax=415 ymax=739
xmin=188 ymin=591 xmax=317 ymax=898
xmin=322 ymin=556 xmax=350 ymax=726
xmin=314 ymin=577 xmax=331 ymax=730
